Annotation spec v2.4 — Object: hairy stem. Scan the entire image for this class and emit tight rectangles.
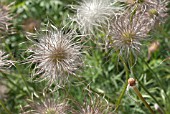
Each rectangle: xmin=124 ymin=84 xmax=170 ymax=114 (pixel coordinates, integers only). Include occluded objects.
xmin=114 ymin=56 xmax=129 ymax=111
xmin=133 ymin=86 xmax=154 ymax=114
xmin=131 ymin=55 xmax=165 ymax=113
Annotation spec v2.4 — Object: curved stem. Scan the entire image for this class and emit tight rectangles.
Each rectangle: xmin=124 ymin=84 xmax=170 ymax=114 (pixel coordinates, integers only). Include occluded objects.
xmin=0 ymin=99 xmax=12 ymax=114
xmin=130 ymin=55 xmax=161 ymax=113
xmin=133 ymin=86 xmax=154 ymax=114
xmin=114 ymin=56 xmax=129 ymax=111
xmin=114 ymin=79 xmax=128 ymax=111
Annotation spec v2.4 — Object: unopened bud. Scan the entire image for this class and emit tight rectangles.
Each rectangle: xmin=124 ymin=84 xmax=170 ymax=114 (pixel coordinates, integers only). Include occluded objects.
xmin=149 ymin=40 xmax=160 ymax=52
xmin=128 ymin=78 xmax=136 ymax=86
xmin=148 ymin=41 xmax=160 ymax=60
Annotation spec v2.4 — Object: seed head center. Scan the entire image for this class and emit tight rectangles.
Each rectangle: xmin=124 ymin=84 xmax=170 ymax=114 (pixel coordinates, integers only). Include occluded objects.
xmin=45 ymin=108 xmax=58 ymax=114
xmin=122 ymin=31 xmax=135 ymax=44
xmin=50 ymin=47 xmax=67 ymax=62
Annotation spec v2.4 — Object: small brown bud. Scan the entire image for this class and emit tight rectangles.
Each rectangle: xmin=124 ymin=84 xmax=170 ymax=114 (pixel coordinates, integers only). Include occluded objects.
xmin=149 ymin=41 xmax=160 ymax=52
xmin=148 ymin=40 xmax=160 ymax=60
xmin=128 ymin=78 xmax=136 ymax=86
xmin=22 ymin=18 xmax=40 ymax=32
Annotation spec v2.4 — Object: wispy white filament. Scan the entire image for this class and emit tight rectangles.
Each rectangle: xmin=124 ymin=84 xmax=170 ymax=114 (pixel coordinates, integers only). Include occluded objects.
xmin=72 ymin=0 xmax=123 ymax=33
xmin=0 ymin=50 xmax=13 ymax=70
xmin=109 ymin=13 xmax=153 ymax=58
xmin=28 ymin=25 xmax=82 ymax=87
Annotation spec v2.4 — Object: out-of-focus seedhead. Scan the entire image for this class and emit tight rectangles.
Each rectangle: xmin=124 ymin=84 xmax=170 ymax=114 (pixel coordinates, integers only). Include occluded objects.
xmin=124 ymin=0 xmax=168 ymax=22
xmin=72 ymin=0 xmax=123 ymax=33
xmin=73 ymin=90 xmax=113 ymax=114
xmin=22 ymin=18 xmax=40 ymax=33
xmin=0 ymin=4 xmax=12 ymax=36
xmin=0 ymin=50 xmax=13 ymax=71
xmin=22 ymin=97 xmax=70 ymax=114
xmin=148 ymin=40 xmax=160 ymax=60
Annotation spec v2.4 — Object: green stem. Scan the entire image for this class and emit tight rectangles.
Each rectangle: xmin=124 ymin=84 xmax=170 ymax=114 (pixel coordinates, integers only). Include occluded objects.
xmin=0 ymin=99 xmax=12 ymax=114
xmin=129 ymin=54 xmax=164 ymax=113
xmin=133 ymin=86 xmax=154 ymax=114
xmin=115 ymin=57 xmax=129 ymax=111
xmin=114 ymin=79 xmax=128 ymax=111
xmin=130 ymin=55 xmax=163 ymax=113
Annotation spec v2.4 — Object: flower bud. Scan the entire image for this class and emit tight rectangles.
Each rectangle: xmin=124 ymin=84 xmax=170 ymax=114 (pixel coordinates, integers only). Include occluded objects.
xmin=128 ymin=78 xmax=136 ymax=86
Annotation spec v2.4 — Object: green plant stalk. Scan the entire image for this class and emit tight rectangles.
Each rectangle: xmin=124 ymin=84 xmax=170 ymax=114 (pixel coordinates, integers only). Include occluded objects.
xmin=5 ymin=44 xmax=31 ymax=95
xmin=132 ymin=86 xmax=154 ymax=114
xmin=130 ymin=54 xmax=165 ymax=113
xmin=115 ymin=56 xmax=129 ymax=111
xmin=114 ymin=79 xmax=128 ymax=111
xmin=129 ymin=58 xmax=155 ymax=113
xmin=0 ymin=99 xmax=12 ymax=114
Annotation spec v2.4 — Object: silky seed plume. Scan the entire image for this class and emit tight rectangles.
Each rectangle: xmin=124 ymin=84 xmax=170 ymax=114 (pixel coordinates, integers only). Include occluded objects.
xmin=28 ymin=25 xmax=82 ymax=87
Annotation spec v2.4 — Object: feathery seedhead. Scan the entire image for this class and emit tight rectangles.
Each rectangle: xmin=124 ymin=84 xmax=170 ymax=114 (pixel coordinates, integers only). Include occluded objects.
xmin=74 ymin=91 xmax=112 ymax=114
xmin=22 ymin=98 xmax=70 ymax=114
xmin=109 ymin=13 xmax=152 ymax=58
xmin=72 ymin=0 xmax=122 ymax=33
xmin=35 ymin=99 xmax=69 ymax=114
xmin=28 ymin=25 xmax=82 ymax=87
xmin=0 ymin=4 xmax=12 ymax=35
xmin=0 ymin=50 xmax=13 ymax=70
xmin=147 ymin=0 xmax=168 ymax=21
xmin=123 ymin=0 xmax=168 ymax=20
